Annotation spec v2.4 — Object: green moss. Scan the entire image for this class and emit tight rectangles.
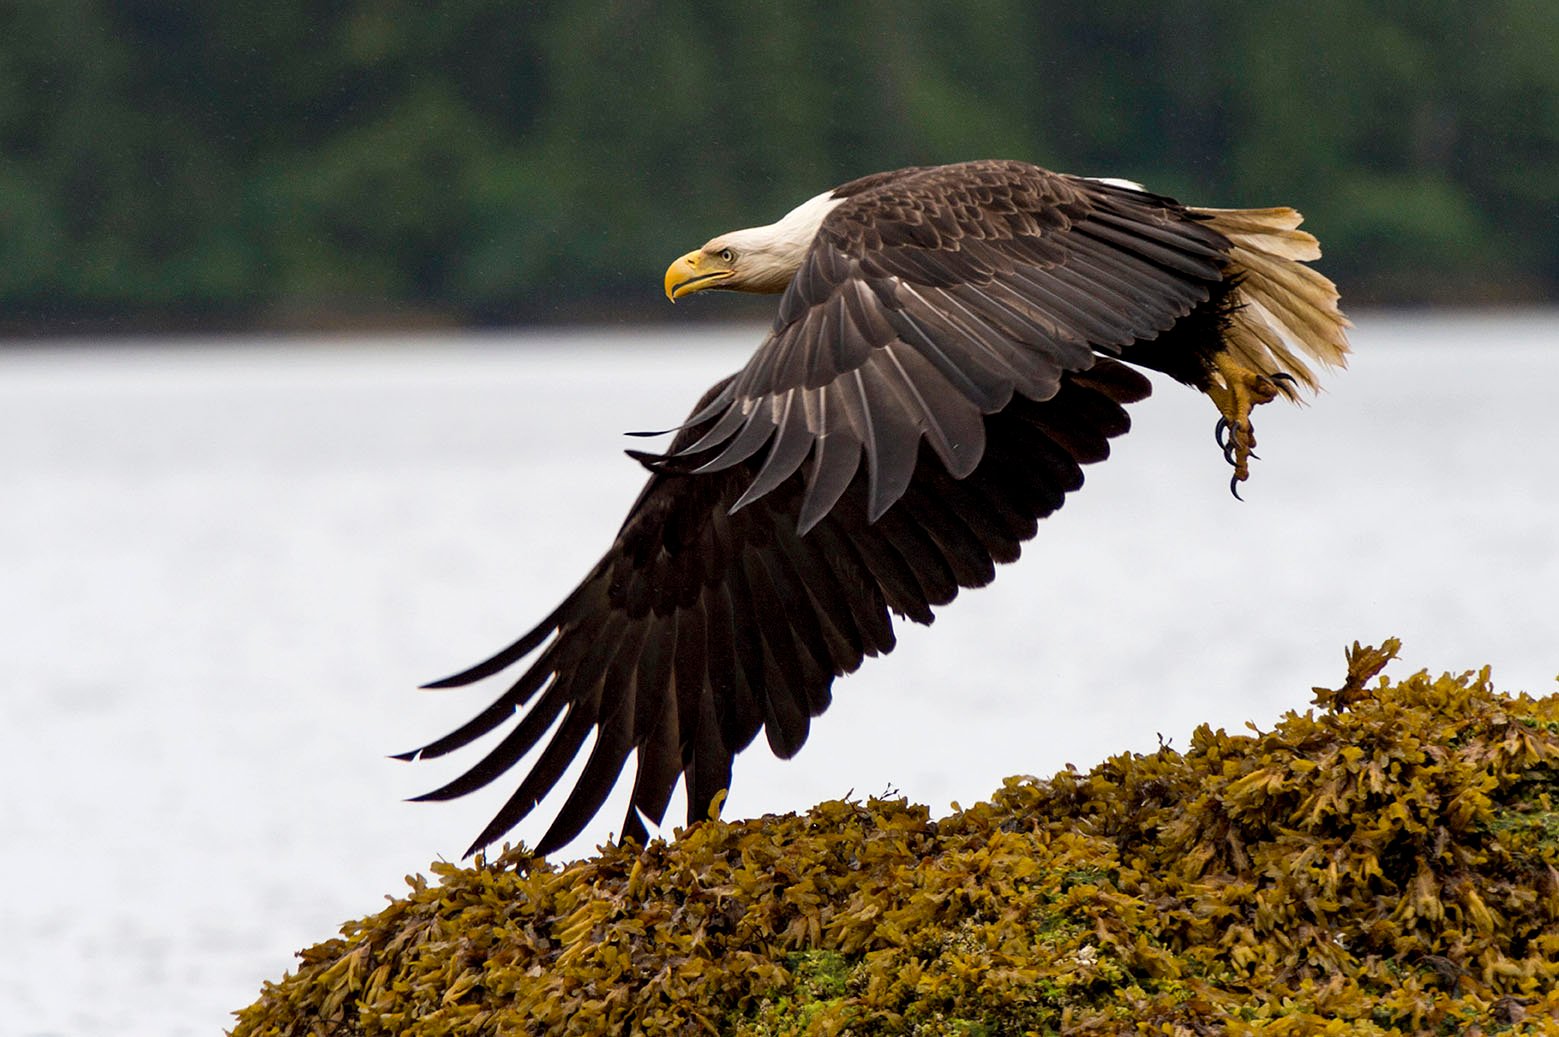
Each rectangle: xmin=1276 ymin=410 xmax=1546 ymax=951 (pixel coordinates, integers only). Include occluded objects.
xmin=232 ymin=640 xmax=1559 ymax=1035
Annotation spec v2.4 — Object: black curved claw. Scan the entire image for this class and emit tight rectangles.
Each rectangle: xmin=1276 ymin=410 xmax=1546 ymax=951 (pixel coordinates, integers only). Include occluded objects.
xmin=1214 ymin=417 xmax=1230 ymax=450
xmin=1223 ymin=437 xmax=1239 ymax=466
xmin=1230 ymin=474 xmax=1244 ymax=500
xmin=1270 ymin=372 xmax=1298 ymax=386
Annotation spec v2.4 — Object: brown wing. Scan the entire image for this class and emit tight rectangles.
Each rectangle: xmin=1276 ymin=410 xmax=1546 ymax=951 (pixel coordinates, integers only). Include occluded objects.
xmin=402 ymin=358 xmax=1150 ymax=857
xmin=675 ymin=160 xmax=1231 ymax=530
xmin=404 ymin=161 xmax=1243 ymax=857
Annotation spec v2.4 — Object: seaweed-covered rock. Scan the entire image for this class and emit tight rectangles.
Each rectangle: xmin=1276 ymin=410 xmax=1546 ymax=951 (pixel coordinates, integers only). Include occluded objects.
xmin=233 ymin=642 xmax=1559 ymax=1035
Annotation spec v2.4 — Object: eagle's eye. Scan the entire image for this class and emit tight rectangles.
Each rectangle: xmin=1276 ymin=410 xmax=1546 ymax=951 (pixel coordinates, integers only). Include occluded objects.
xmin=719 ymin=248 xmax=734 ymax=263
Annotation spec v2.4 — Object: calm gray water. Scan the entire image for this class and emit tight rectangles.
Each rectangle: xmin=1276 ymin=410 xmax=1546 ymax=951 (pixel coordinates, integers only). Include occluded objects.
xmin=3 ymin=314 xmax=1556 ymax=1035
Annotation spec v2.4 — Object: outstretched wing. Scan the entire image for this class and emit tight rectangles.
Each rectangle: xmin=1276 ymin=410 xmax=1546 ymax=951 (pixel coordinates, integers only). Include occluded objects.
xmin=403 ymin=359 xmax=1150 ymax=857
xmin=404 ymin=161 xmax=1251 ymax=857
xmin=674 ymin=161 xmax=1231 ymax=530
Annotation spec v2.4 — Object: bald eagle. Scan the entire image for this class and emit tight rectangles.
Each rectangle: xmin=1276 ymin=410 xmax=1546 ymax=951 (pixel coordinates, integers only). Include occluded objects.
xmin=401 ymin=160 xmax=1350 ymax=857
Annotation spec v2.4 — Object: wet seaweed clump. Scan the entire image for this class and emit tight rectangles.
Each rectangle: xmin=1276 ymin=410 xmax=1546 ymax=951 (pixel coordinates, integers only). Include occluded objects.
xmin=233 ymin=641 xmax=1559 ymax=1035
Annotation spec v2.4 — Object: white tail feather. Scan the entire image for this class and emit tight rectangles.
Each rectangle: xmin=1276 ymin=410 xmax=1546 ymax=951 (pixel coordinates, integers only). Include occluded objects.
xmin=1193 ymin=206 xmax=1351 ymax=397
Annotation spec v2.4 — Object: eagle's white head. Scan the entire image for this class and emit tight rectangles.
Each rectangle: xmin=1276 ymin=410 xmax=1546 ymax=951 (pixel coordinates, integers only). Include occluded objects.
xmin=664 ymin=190 xmax=843 ymax=300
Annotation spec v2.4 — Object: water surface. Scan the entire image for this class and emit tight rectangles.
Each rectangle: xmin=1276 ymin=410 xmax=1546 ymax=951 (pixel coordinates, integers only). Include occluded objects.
xmin=3 ymin=314 xmax=1555 ymax=1035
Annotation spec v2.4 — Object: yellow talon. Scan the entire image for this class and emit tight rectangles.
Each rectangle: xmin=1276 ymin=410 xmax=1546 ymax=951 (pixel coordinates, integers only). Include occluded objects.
xmin=1205 ymin=352 xmax=1284 ymax=496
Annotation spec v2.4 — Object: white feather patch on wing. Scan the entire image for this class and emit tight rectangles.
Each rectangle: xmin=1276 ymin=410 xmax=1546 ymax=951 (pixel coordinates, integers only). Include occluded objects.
xmin=1085 ymin=176 xmax=1149 ymax=192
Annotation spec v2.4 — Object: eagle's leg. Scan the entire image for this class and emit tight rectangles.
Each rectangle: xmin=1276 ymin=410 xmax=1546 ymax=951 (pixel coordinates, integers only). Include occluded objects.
xmin=1204 ymin=353 xmax=1288 ymax=497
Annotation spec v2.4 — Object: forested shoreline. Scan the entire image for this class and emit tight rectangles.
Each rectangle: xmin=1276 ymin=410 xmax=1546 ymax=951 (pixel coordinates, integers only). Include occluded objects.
xmin=3 ymin=3 xmax=1554 ymax=334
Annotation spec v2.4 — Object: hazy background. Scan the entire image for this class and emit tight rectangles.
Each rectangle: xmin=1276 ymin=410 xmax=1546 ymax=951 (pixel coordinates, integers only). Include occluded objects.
xmin=4 ymin=5 xmax=1558 ymax=1036
xmin=7 ymin=319 xmax=1558 ymax=1037
xmin=2 ymin=1 xmax=1556 ymax=334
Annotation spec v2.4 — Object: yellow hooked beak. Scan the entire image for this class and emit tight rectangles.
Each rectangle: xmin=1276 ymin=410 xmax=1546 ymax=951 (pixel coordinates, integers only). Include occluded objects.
xmin=664 ymin=250 xmax=735 ymax=301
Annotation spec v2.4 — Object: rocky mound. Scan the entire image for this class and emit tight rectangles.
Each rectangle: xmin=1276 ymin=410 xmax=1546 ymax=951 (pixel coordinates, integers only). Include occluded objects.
xmin=233 ymin=641 xmax=1559 ymax=1035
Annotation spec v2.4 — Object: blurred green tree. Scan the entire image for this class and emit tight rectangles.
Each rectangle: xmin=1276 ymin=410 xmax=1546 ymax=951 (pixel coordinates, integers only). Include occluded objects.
xmin=0 ymin=1 xmax=1552 ymax=331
